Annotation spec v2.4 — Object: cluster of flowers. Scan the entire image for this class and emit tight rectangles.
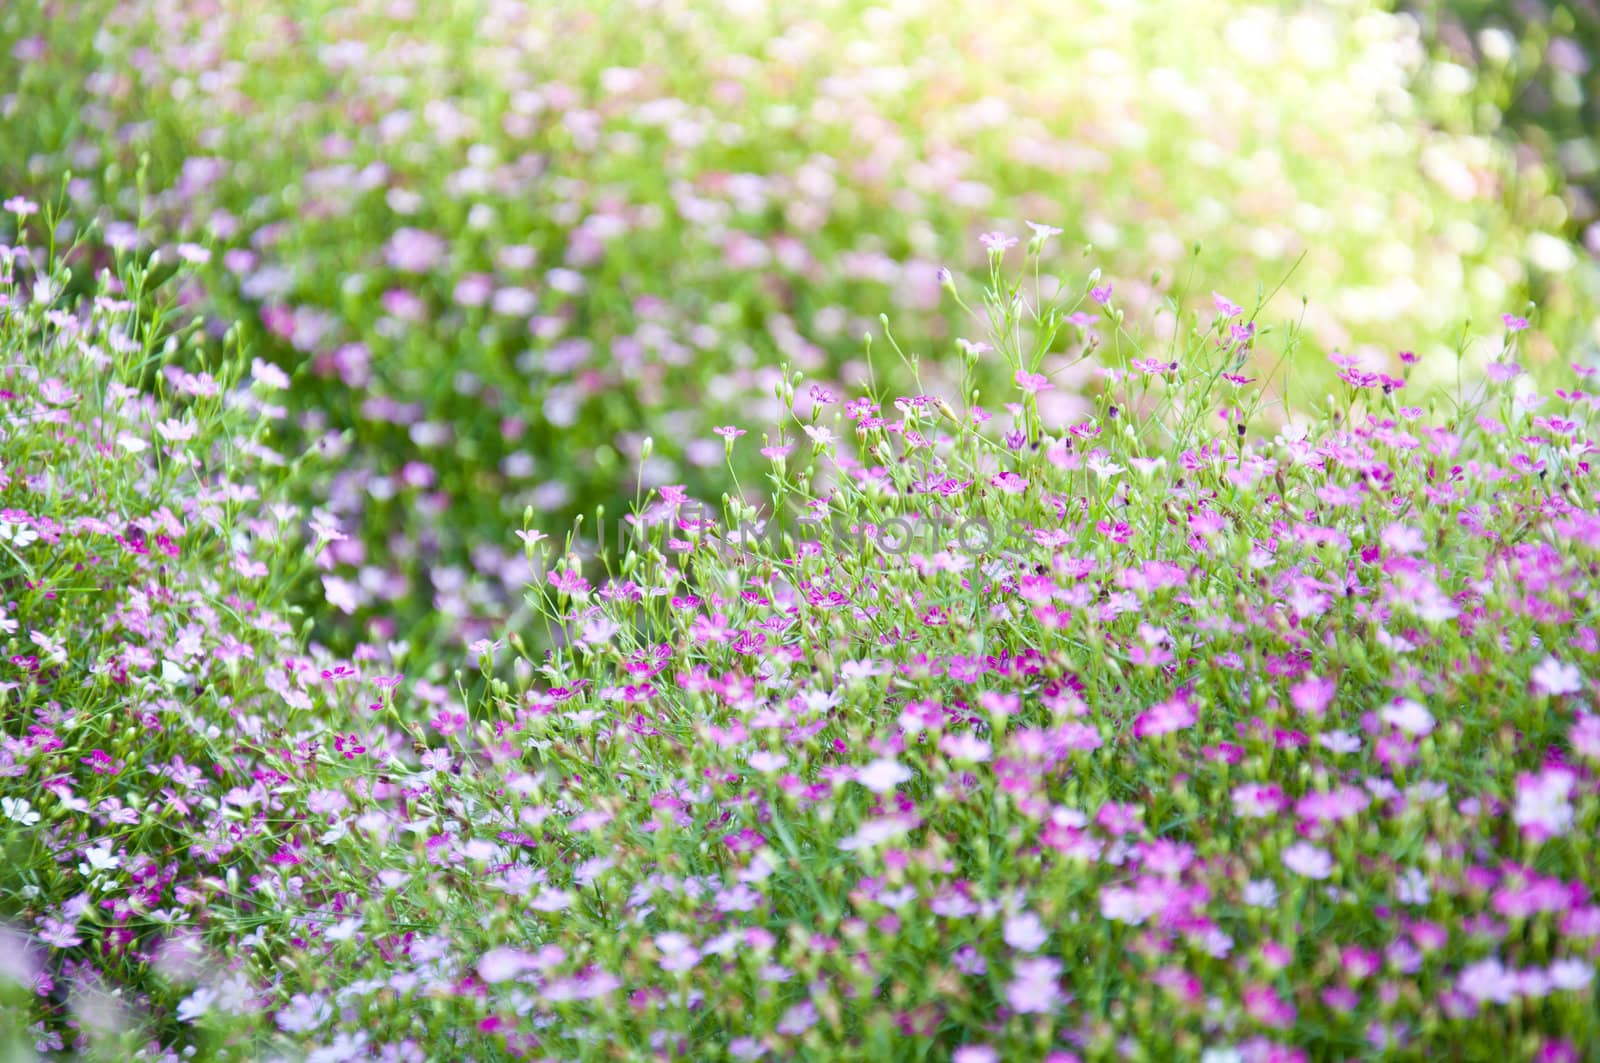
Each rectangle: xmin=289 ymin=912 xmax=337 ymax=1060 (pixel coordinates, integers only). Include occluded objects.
xmin=4 ymin=220 xmax=1596 ymax=1059
xmin=3 ymin=0 xmax=1594 ymax=658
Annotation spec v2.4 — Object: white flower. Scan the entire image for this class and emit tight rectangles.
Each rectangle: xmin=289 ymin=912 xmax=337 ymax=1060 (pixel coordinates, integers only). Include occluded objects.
xmin=177 ymin=986 xmax=217 ymax=1023
xmin=856 ymin=758 xmax=911 ymax=793
xmin=80 ymin=844 xmax=121 ymax=875
xmin=0 ymin=522 xmax=37 ymax=548
xmin=1200 ymin=1049 xmax=1244 ymax=1063
xmin=1395 ymin=868 xmax=1431 ymax=906
xmin=1086 ymin=455 xmax=1125 ymax=480
xmin=324 ymin=917 xmax=362 ymax=942
xmin=838 ymin=816 xmax=913 ymax=852
xmin=1549 ymin=959 xmax=1594 ymax=991
xmin=1515 ymin=768 xmax=1576 ymax=839
xmin=29 ymin=630 xmax=66 ymax=665
xmin=1243 ymin=879 xmax=1279 ymax=907
xmin=306 ymin=1031 xmax=369 ymax=1063
xmin=2 ymin=797 xmax=39 ymax=826
xmin=1458 ymin=958 xmax=1517 ymax=1004
xmin=577 ymin=615 xmax=621 ymax=647
xmin=156 ymin=418 xmax=196 ymax=444
xmin=798 ymin=688 xmax=841 ymax=714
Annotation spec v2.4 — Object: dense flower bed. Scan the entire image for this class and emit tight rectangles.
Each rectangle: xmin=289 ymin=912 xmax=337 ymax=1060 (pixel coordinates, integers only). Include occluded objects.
xmin=4 ymin=222 xmax=1597 ymax=1059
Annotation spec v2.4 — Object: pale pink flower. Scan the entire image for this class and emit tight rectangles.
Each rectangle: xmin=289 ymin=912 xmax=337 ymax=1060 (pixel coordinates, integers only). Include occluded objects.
xmin=1532 ymin=656 xmax=1582 ymax=697
xmin=1006 ymin=956 xmax=1065 ymax=1013
xmin=1514 ymin=768 xmax=1576 ymax=840
xmin=1381 ymin=699 xmax=1436 ymax=736
xmin=1282 ymin=842 xmax=1334 ymax=880
xmin=856 ymin=758 xmax=912 ymax=793
xmin=1003 ymin=912 xmax=1048 ymax=952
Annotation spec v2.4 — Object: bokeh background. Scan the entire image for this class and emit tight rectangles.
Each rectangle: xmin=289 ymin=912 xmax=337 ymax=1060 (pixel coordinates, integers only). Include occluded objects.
xmin=3 ymin=0 xmax=1597 ymax=663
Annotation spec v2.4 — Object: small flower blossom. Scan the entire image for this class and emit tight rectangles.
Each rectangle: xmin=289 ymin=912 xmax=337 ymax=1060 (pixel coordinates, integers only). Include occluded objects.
xmin=1282 ymin=842 xmax=1334 ymax=880
xmin=979 ymin=231 xmax=1018 ymax=254
xmin=1532 ymin=656 xmax=1582 ymax=697
xmin=856 ymin=758 xmax=912 ymax=793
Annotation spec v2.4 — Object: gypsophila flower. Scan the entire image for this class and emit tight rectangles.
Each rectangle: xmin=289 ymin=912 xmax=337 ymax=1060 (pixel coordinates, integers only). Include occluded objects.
xmin=1532 ymin=657 xmax=1582 ymax=697
xmin=980 ymin=231 xmax=1019 ymax=254
xmin=1282 ymin=842 xmax=1334 ymax=880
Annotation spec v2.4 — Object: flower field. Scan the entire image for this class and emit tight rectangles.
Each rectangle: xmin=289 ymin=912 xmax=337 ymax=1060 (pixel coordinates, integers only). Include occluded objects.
xmin=2 ymin=0 xmax=1599 ymax=1059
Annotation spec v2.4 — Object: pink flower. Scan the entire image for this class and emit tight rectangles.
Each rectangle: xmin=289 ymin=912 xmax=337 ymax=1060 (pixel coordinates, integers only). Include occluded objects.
xmin=989 ymin=472 xmax=1030 ymax=494
xmin=1289 ymin=676 xmax=1336 ymax=717
xmin=1502 ymin=313 xmax=1530 ymax=332
xmin=1232 ymin=783 xmax=1287 ymax=819
xmin=386 ymin=228 xmax=447 ymax=273
xmin=1133 ymin=695 xmax=1196 ymax=738
xmin=1213 ymin=292 xmax=1243 ymax=318
xmin=1015 ymin=370 xmax=1053 ymax=395
xmin=940 ymin=732 xmax=991 ymax=763
xmin=1571 ymin=714 xmax=1600 ymax=761
xmin=1244 ymin=983 xmax=1296 ymax=1028
xmin=979 ymin=232 xmax=1018 ymax=254
xmin=1381 ymin=523 xmax=1426 ymax=555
